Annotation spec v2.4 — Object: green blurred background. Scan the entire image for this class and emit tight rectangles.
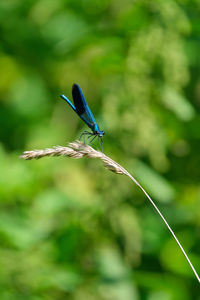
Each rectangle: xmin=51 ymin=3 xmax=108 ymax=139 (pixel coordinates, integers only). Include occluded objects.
xmin=0 ymin=0 xmax=200 ymax=299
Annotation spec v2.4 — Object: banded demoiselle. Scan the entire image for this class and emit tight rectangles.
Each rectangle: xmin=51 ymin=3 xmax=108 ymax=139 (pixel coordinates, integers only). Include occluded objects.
xmin=60 ymin=84 xmax=105 ymax=149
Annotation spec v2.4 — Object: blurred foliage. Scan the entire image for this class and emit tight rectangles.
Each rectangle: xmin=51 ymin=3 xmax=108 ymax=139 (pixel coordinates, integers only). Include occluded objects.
xmin=0 ymin=0 xmax=200 ymax=299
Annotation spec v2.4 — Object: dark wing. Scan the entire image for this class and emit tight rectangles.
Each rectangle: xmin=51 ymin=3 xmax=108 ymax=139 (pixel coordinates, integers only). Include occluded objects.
xmin=72 ymin=84 xmax=96 ymax=126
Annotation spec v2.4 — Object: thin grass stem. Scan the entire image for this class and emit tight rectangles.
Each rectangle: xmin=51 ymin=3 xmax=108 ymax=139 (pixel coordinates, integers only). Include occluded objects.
xmin=20 ymin=141 xmax=200 ymax=283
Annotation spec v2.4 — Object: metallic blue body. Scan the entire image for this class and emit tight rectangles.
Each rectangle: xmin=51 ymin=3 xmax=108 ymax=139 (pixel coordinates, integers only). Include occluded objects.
xmin=60 ymin=84 xmax=104 ymax=138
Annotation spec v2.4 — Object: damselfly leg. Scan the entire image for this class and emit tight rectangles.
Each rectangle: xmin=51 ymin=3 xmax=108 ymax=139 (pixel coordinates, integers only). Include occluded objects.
xmin=80 ymin=131 xmax=103 ymax=152
xmin=87 ymin=134 xmax=97 ymax=144
xmin=98 ymin=136 xmax=103 ymax=152
xmin=80 ymin=131 xmax=93 ymax=144
xmin=87 ymin=134 xmax=103 ymax=152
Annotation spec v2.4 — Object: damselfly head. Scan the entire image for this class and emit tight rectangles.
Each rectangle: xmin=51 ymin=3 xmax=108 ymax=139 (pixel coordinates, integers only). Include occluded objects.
xmin=97 ymin=130 xmax=104 ymax=137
